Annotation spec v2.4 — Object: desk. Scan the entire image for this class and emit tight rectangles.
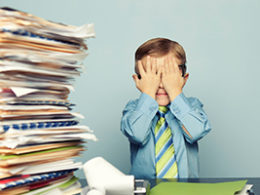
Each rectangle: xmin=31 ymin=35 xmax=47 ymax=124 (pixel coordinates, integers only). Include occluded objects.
xmin=79 ymin=177 xmax=260 ymax=194
xmin=149 ymin=178 xmax=259 ymax=194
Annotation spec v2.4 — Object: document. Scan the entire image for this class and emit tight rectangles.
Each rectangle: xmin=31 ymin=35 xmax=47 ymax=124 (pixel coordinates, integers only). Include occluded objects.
xmin=149 ymin=180 xmax=248 ymax=195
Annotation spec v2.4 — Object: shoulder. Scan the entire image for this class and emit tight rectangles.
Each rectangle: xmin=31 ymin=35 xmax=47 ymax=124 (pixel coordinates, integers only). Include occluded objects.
xmin=123 ymin=98 xmax=139 ymax=112
xmin=186 ymin=96 xmax=204 ymax=108
xmin=123 ymin=93 xmax=158 ymax=112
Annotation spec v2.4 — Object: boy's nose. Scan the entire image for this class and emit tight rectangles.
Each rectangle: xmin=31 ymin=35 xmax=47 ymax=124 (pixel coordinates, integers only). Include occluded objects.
xmin=159 ymin=81 xmax=163 ymax=88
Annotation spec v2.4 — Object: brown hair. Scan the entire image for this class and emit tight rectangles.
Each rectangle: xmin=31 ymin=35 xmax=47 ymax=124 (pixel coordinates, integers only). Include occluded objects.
xmin=135 ymin=38 xmax=187 ymax=75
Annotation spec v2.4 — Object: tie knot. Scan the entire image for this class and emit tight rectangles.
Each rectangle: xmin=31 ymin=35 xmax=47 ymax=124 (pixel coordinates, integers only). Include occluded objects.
xmin=158 ymin=106 xmax=168 ymax=118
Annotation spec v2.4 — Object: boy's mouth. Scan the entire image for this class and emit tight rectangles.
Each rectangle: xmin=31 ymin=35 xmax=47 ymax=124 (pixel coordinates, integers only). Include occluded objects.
xmin=156 ymin=92 xmax=168 ymax=96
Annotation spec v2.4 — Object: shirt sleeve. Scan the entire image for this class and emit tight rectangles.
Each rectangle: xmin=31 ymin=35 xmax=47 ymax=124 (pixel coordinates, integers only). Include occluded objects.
xmin=169 ymin=93 xmax=211 ymax=144
xmin=120 ymin=93 xmax=158 ymax=146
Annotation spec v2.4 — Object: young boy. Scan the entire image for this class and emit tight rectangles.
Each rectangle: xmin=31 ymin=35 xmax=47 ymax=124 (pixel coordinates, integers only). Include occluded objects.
xmin=120 ymin=38 xmax=211 ymax=179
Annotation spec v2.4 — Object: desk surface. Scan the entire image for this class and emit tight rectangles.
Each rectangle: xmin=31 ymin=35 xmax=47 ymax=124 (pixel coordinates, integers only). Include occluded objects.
xmin=149 ymin=178 xmax=259 ymax=194
xmin=80 ymin=177 xmax=260 ymax=194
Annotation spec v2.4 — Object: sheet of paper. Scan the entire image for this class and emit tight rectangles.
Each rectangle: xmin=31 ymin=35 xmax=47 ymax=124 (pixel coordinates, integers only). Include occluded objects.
xmin=0 ymin=60 xmax=80 ymax=77
xmin=0 ymin=146 xmax=84 ymax=167
xmin=9 ymin=87 xmax=39 ymax=97
xmin=149 ymin=180 xmax=248 ymax=195
xmin=22 ymin=176 xmax=80 ymax=195
xmin=0 ymin=170 xmax=74 ymax=191
xmin=0 ymin=118 xmax=80 ymax=133
xmin=0 ymin=141 xmax=82 ymax=154
xmin=0 ymin=136 xmax=84 ymax=149
xmin=9 ymin=160 xmax=82 ymax=175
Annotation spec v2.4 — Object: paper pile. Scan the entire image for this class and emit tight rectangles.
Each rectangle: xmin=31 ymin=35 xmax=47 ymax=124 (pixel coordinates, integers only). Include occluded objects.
xmin=0 ymin=7 xmax=96 ymax=194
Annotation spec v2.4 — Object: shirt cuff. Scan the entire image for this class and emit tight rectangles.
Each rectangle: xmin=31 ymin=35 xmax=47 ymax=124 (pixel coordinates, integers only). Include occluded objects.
xmin=169 ymin=93 xmax=192 ymax=120
xmin=136 ymin=93 xmax=158 ymax=116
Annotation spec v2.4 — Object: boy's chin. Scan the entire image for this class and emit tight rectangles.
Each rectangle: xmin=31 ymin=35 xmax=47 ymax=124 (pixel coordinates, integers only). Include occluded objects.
xmin=156 ymin=97 xmax=170 ymax=106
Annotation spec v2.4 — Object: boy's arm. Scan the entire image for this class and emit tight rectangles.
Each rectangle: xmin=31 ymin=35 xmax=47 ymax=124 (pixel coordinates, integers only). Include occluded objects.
xmin=161 ymin=55 xmax=211 ymax=143
xmin=120 ymin=93 xmax=158 ymax=145
xmin=169 ymin=93 xmax=211 ymax=144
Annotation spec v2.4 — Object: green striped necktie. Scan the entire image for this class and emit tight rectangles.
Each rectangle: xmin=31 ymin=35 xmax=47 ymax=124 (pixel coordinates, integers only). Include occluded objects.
xmin=155 ymin=106 xmax=178 ymax=178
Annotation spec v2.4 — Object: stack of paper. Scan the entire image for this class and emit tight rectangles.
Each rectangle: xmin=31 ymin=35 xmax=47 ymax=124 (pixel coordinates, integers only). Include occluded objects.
xmin=0 ymin=7 xmax=96 ymax=194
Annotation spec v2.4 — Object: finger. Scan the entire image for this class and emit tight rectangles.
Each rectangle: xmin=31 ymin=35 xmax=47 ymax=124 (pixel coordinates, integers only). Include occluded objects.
xmin=151 ymin=57 xmax=156 ymax=74
xmin=157 ymin=63 xmax=163 ymax=77
xmin=172 ymin=57 xmax=179 ymax=73
xmin=164 ymin=57 xmax=170 ymax=74
xmin=176 ymin=59 xmax=183 ymax=76
xmin=146 ymin=55 xmax=151 ymax=73
xmin=137 ymin=60 xmax=145 ymax=76
xmin=168 ymin=55 xmax=175 ymax=72
xmin=161 ymin=60 xmax=166 ymax=76
xmin=156 ymin=58 xmax=160 ymax=75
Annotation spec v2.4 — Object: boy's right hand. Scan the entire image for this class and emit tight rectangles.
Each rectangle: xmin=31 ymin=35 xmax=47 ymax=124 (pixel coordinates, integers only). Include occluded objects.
xmin=132 ymin=56 xmax=162 ymax=99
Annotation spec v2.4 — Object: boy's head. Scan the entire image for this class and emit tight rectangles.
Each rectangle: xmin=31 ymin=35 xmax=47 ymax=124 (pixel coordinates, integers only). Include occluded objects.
xmin=134 ymin=38 xmax=189 ymax=106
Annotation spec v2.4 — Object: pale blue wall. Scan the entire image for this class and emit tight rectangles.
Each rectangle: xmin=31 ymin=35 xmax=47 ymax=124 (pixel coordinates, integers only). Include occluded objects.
xmin=1 ymin=0 xmax=260 ymax=179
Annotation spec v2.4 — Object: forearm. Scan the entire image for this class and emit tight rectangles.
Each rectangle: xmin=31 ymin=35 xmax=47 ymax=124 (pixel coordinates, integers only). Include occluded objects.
xmin=169 ymin=93 xmax=211 ymax=144
xmin=121 ymin=93 xmax=158 ymax=145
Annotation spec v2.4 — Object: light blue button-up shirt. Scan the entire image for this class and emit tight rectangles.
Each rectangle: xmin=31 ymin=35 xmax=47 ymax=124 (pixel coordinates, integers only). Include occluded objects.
xmin=120 ymin=93 xmax=211 ymax=179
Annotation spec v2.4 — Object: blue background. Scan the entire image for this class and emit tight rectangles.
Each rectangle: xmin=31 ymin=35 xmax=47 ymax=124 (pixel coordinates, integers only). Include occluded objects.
xmin=1 ymin=0 xmax=259 ymax=179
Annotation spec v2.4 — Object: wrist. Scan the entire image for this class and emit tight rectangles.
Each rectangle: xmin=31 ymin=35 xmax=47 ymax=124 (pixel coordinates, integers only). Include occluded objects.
xmin=142 ymin=89 xmax=156 ymax=99
xmin=168 ymin=89 xmax=182 ymax=101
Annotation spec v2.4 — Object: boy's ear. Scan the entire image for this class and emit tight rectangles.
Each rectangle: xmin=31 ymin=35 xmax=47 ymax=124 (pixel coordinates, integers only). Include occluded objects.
xmin=184 ymin=73 xmax=189 ymax=84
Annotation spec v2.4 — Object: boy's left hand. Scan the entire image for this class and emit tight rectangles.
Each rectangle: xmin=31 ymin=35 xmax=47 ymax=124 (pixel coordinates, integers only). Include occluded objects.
xmin=161 ymin=55 xmax=185 ymax=101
